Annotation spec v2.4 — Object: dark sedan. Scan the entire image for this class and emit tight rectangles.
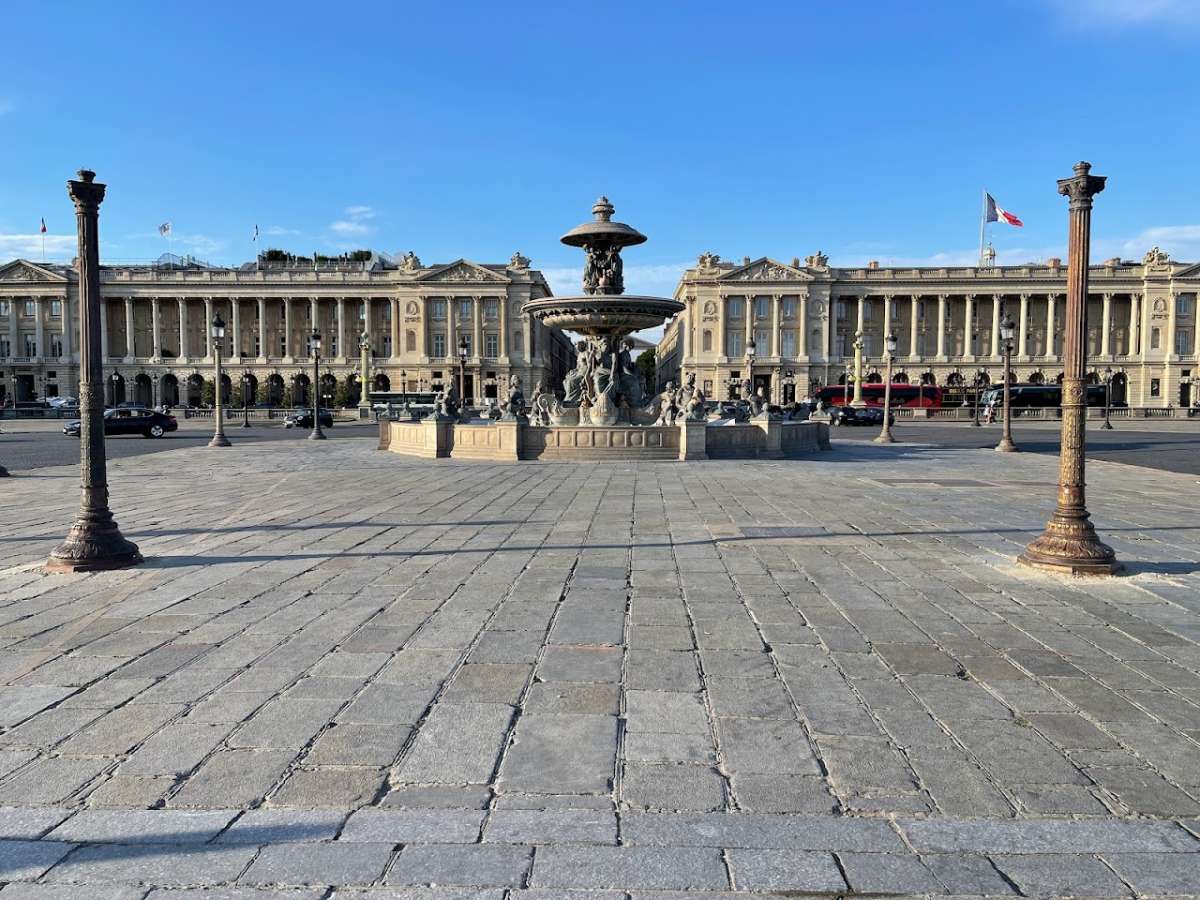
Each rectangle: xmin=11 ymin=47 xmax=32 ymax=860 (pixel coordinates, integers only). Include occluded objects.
xmin=830 ymin=405 xmax=895 ymax=427
xmin=283 ymin=409 xmax=334 ymax=429
xmin=64 ymin=407 xmax=179 ymax=438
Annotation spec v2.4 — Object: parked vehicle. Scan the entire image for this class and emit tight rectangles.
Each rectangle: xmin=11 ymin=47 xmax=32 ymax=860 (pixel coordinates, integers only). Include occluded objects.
xmin=978 ymin=383 xmax=1124 ymax=410
xmin=63 ymin=407 xmax=178 ymax=438
xmin=817 ymin=384 xmax=943 ymax=409
xmin=284 ymin=409 xmax=334 ymax=429
xmin=829 ymin=405 xmax=895 ymax=427
xmin=48 ymin=396 xmax=78 ymax=408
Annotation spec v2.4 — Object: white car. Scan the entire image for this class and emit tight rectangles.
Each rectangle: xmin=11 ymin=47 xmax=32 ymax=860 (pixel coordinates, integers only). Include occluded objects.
xmin=48 ymin=396 xmax=78 ymax=408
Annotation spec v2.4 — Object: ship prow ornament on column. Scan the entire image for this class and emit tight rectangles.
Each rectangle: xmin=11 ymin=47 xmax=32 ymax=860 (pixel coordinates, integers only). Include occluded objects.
xmin=46 ymin=170 xmax=142 ymax=573
xmin=1018 ymin=162 xmax=1120 ymax=577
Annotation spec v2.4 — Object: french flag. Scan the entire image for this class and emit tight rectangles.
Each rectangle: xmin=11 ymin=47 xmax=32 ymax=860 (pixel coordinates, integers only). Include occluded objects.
xmin=985 ymin=193 xmax=1023 ymax=227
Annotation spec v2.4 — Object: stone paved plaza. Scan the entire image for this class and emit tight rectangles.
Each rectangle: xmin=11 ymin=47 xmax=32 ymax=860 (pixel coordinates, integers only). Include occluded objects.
xmin=1 ymin=434 xmax=1199 ymax=897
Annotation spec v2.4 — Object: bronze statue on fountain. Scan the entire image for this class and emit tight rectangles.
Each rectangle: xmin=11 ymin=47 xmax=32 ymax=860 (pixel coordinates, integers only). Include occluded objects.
xmin=524 ymin=198 xmax=684 ymax=426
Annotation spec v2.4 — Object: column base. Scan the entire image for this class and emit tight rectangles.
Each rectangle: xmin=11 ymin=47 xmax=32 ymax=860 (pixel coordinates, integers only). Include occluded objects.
xmin=209 ymin=434 xmax=231 ymax=448
xmin=995 ymin=439 xmax=1019 ymax=452
xmin=45 ymin=521 xmax=143 ymax=573
xmin=873 ymin=432 xmax=895 ymax=444
xmin=1018 ymin=517 xmax=1121 ymax=576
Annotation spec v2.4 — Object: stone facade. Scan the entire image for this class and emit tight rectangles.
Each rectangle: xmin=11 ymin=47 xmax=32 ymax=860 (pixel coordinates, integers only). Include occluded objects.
xmin=657 ymin=248 xmax=1200 ymax=408
xmin=0 ymin=253 xmax=575 ymax=408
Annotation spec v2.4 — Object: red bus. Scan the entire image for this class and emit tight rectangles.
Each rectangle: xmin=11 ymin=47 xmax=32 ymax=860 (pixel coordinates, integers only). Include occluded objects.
xmin=816 ymin=384 xmax=943 ymax=409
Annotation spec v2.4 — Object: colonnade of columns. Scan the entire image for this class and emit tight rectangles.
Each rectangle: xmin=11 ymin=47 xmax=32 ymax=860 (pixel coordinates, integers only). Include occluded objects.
xmin=1 ymin=296 xmax=72 ymax=360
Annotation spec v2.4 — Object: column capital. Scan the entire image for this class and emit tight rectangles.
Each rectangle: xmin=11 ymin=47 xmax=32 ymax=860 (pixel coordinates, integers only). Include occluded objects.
xmin=1057 ymin=160 xmax=1106 ymax=208
xmin=1102 ymin=292 xmax=1113 ymax=302
xmin=992 ymin=292 xmax=1004 ymax=300
xmin=1020 ymin=293 xmax=1031 ymax=301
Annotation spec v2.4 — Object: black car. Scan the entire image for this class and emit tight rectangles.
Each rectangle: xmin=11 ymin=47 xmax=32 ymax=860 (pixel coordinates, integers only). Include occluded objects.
xmin=63 ymin=407 xmax=179 ymax=438
xmin=830 ymin=405 xmax=895 ymax=427
xmin=284 ymin=409 xmax=334 ymax=429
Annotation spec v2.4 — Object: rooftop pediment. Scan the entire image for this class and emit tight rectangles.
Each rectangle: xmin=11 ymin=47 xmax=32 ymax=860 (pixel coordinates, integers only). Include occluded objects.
xmin=0 ymin=259 xmax=70 ymax=283
xmin=718 ymin=257 xmax=813 ymax=283
xmin=417 ymin=259 xmax=509 ymax=284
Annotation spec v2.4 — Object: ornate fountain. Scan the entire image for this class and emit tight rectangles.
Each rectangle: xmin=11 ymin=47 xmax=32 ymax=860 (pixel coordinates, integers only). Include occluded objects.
xmin=523 ymin=198 xmax=684 ymax=425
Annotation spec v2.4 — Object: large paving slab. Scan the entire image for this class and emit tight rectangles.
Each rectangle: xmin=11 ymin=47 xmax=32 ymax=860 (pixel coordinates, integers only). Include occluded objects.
xmin=1 ymin=434 xmax=1199 ymax=895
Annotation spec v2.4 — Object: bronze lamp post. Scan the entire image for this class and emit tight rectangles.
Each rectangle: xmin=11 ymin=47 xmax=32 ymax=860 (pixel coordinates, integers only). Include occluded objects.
xmin=46 ymin=169 xmax=142 ymax=573
xmin=1019 ymin=161 xmax=1120 ymax=575
xmin=996 ymin=313 xmax=1018 ymax=452
xmin=457 ymin=335 xmax=469 ymax=421
xmin=309 ymin=329 xmax=325 ymax=440
xmin=875 ymin=330 xmax=898 ymax=444
xmin=1102 ymin=367 xmax=1114 ymax=430
xmin=208 ymin=313 xmax=230 ymax=447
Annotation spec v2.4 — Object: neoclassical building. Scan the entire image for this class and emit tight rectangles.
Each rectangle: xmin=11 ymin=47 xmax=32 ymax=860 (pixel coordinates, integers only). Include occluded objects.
xmin=657 ymin=247 xmax=1200 ymax=408
xmin=0 ymin=251 xmax=575 ymax=408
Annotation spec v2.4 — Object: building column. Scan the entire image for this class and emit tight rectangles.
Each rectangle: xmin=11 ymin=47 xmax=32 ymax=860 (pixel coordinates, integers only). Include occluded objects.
xmin=151 ymin=297 xmax=161 ymax=360
xmin=909 ymin=296 xmax=919 ymax=358
xmin=1100 ymin=293 xmax=1112 ymax=357
xmin=473 ymin=295 xmax=483 ymax=357
xmin=334 ymin=297 xmax=344 ymax=359
xmin=33 ymin=297 xmax=45 ymax=360
xmin=7 ymin=298 xmax=17 ymax=359
xmin=1046 ymin=294 xmax=1057 ymax=357
xmin=231 ymin=298 xmax=242 ymax=360
xmin=1128 ymin=293 xmax=1140 ymax=356
xmin=445 ymin=297 xmax=456 ymax=358
xmin=744 ymin=297 xmax=753 ymax=353
xmin=61 ymin=294 xmax=72 ymax=359
xmin=310 ymin=297 xmax=320 ymax=350
xmin=362 ymin=297 xmax=373 ymax=348
xmin=124 ymin=297 xmax=135 ymax=359
xmin=176 ymin=298 xmax=187 ymax=359
xmin=1018 ymin=293 xmax=1030 ymax=359
xmin=882 ymin=295 xmax=893 ymax=353
xmin=257 ymin=297 xmax=267 ymax=360
xmin=203 ymin=297 xmax=213 ymax=359
xmin=390 ymin=299 xmax=401 ymax=359
xmin=717 ymin=296 xmax=727 ymax=358
xmin=283 ymin=298 xmax=292 ymax=358
xmin=770 ymin=294 xmax=781 ymax=356
xmin=1166 ymin=291 xmax=1177 ymax=360
xmin=99 ymin=299 xmax=110 ymax=360
xmin=798 ymin=294 xmax=809 ymax=358
xmin=990 ymin=294 xmax=1002 ymax=358
xmin=499 ymin=294 xmax=509 ymax=359
xmin=936 ymin=294 xmax=947 ymax=358
xmin=963 ymin=294 xmax=975 ymax=358
xmin=855 ymin=296 xmax=865 ymax=336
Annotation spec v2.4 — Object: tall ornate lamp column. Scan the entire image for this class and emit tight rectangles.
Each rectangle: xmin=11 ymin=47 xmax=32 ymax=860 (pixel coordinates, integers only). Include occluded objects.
xmin=851 ymin=331 xmax=865 ymax=407
xmin=46 ymin=170 xmax=142 ymax=573
xmin=241 ymin=370 xmax=252 ymax=428
xmin=310 ymin=329 xmax=326 ymax=440
xmin=208 ymin=313 xmax=230 ymax=447
xmin=1019 ymin=162 xmax=1120 ymax=575
xmin=996 ymin=314 xmax=1018 ymax=452
xmin=1102 ymin=366 xmax=1114 ymax=430
xmin=875 ymin=330 xmax=898 ymax=444
xmin=357 ymin=331 xmax=371 ymax=419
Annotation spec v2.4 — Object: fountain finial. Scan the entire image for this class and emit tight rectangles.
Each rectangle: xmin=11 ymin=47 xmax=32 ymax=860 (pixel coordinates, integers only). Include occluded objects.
xmin=592 ymin=197 xmax=615 ymax=222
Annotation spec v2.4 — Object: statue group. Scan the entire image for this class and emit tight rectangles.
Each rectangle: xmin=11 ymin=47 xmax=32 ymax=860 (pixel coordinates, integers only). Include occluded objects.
xmin=562 ymin=335 xmax=645 ymax=422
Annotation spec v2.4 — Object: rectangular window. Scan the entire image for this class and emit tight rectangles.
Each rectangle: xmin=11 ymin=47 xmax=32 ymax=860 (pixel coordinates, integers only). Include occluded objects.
xmin=457 ymin=299 xmax=471 ymax=320
xmin=1176 ymin=328 xmax=1193 ymax=356
xmin=727 ymin=331 xmax=743 ymax=357
xmin=783 ymin=298 xmax=796 ymax=318
xmin=279 ymin=335 xmax=287 ymax=356
xmin=1151 ymin=328 xmax=1161 ymax=350
xmin=461 ymin=334 xmax=473 ymax=356
xmin=1176 ymin=295 xmax=1195 ymax=317
xmin=24 ymin=334 xmax=37 ymax=356
xmin=703 ymin=379 xmax=713 ymax=395
xmin=755 ymin=296 xmax=769 ymax=319
xmin=754 ymin=329 xmax=770 ymax=353
xmin=702 ymin=330 xmax=712 ymax=352
xmin=50 ymin=300 xmax=62 ymax=317
xmin=0 ymin=337 xmax=9 ymax=357
xmin=485 ymin=332 xmax=499 ymax=358
xmin=429 ymin=299 xmax=446 ymax=320
xmin=0 ymin=300 xmax=8 ymax=315
xmin=727 ymin=298 xmax=743 ymax=319
xmin=254 ymin=335 xmax=261 ymax=357
xmin=382 ymin=334 xmax=392 ymax=355
xmin=432 ymin=333 xmax=447 ymax=357
xmin=780 ymin=331 xmax=796 ymax=357
xmin=1150 ymin=378 xmax=1161 ymax=397
xmin=23 ymin=300 xmax=34 ymax=316
xmin=50 ymin=335 xmax=63 ymax=357
xmin=484 ymin=299 xmax=498 ymax=319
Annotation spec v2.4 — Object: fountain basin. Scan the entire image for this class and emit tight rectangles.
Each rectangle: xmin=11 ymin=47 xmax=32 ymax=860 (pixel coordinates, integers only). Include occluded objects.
xmin=522 ymin=294 xmax=684 ymax=335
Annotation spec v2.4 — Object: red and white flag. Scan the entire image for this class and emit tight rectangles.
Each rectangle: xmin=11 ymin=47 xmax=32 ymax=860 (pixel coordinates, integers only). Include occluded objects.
xmin=985 ymin=193 xmax=1023 ymax=227
xmin=39 ymin=218 xmax=47 ymax=234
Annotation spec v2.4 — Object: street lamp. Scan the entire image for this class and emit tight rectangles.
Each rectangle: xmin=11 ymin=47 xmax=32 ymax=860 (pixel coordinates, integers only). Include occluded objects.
xmin=996 ymin=314 xmax=1018 ymax=452
xmin=875 ymin=330 xmax=898 ymax=444
xmin=457 ymin=335 xmax=469 ymax=420
xmin=309 ymin=329 xmax=325 ymax=440
xmin=1102 ymin=367 xmax=1114 ymax=430
xmin=208 ymin=313 xmax=230 ymax=447
xmin=110 ymin=369 xmax=120 ymax=407
xmin=241 ymin=371 xmax=252 ymax=428
xmin=971 ymin=368 xmax=985 ymax=427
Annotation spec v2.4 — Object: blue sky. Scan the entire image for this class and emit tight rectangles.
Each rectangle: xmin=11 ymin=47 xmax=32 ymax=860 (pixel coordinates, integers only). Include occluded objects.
xmin=2 ymin=0 xmax=1199 ymax=302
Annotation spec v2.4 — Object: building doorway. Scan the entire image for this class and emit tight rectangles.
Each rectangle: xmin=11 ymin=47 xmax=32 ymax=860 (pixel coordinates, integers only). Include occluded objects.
xmin=752 ymin=373 xmax=771 ymax=402
xmin=14 ymin=374 xmax=35 ymax=402
xmin=134 ymin=373 xmax=153 ymax=407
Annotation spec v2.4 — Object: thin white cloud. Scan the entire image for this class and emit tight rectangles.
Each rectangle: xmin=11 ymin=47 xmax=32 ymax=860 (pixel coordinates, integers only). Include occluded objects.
xmin=0 ymin=232 xmax=77 ymax=260
xmin=1045 ymin=0 xmax=1200 ymax=26
xmin=1115 ymin=225 xmax=1200 ymax=261
xmin=328 ymin=205 xmax=376 ymax=239
xmin=262 ymin=225 xmax=300 ymax=237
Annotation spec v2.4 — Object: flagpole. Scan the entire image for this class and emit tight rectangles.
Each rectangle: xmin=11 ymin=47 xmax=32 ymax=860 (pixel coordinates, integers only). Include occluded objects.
xmin=979 ymin=189 xmax=987 ymax=269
